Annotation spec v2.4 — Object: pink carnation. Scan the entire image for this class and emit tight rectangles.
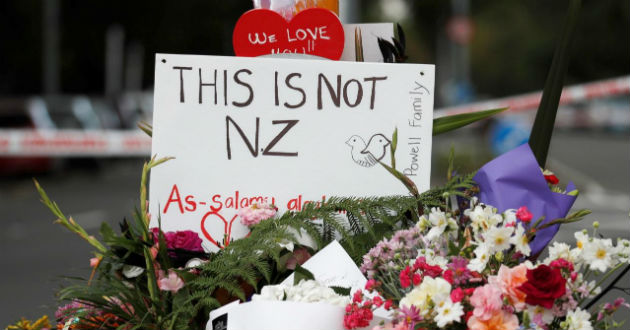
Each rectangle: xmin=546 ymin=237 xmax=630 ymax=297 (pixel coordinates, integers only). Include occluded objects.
xmin=470 ymin=284 xmax=503 ymax=321
xmin=238 ymin=202 xmax=277 ymax=227
xmin=516 ymin=206 xmax=533 ymax=222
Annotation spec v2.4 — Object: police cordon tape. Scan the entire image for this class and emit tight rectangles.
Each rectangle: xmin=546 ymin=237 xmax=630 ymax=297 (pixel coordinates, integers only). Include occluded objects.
xmin=0 ymin=130 xmax=152 ymax=157
xmin=435 ymin=75 xmax=630 ymax=118
xmin=1 ymin=75 xmax=628 ymax=157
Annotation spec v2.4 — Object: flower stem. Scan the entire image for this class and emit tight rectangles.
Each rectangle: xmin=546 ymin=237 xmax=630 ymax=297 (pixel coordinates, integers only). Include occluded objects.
xmin=584 ymin=264 xmax=630 ymax=310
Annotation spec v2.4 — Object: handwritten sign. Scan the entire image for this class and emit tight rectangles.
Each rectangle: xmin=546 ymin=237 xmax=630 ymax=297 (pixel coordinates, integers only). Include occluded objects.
xmin=149 ymin=54 xmax=434 ymax=251
xmin=233 ymin=8 xmax=345 ymax=60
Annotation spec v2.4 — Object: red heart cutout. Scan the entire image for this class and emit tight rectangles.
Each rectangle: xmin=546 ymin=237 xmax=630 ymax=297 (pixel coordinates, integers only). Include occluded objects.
xmin=200 ymin=211 xmax=238 ymax=249
xmin=233 ymin=8 xmax=344 ymax=60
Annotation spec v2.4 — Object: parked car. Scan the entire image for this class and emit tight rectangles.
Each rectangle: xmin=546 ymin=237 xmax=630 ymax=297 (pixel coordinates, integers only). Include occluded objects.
xmin=0 ymin=98 xmax=57 ymax=175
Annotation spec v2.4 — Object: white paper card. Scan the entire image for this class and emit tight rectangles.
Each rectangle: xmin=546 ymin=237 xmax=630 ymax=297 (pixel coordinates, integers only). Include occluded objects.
xmin=282 ymin=240 xmax=366 ymax=290
xmin=207 ymin=301 xmax=345 ymax=330
xmin=340 ymin=23 xmax=395 ymax=62
xmin=150 ymin=54 xmax=434 ymax=250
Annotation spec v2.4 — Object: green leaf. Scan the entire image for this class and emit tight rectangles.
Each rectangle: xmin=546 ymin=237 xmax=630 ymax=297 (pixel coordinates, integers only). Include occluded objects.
xmin=390 ymin=127 xmax=398 ymax=169
xmin=433 ymin=108 xmax=507 ymax=136
xmin=138 ymin=121 xmax=153 ymax=137
xmin=330 ymin=286 xmax=351 ymax=296
xmin=378 ymin=161 xmax=419 ymax=197
xmin=447 ymin=237 xmax=459 ymax=256
xmin=447 ymin=145 xmax=455 ymax=181
xmin=293 ymin=264 xmax=315 ymax=285
xmin=529 ymin=0 xmax=581 ymax=167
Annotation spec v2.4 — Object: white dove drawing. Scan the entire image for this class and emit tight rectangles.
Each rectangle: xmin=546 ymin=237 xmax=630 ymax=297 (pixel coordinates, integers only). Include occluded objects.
xmin=346 ymin=133 xmax=391 ymax=167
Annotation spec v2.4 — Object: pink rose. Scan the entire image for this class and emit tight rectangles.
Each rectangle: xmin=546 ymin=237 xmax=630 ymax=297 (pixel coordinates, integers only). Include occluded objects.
xmin=150 ymin=228 xmax=204 ymax=253
xmin=489 ymin=264 xmax=528 ymax=311
xmin=158 ymin=269 xmax=184 ymax=293
xmin=467 ymin=310 xmax=519 ymax=330
xmin=470 ymin=284 xmax=503 ymax=321
xmin=286 ymin=248 xmax=312 ymax=270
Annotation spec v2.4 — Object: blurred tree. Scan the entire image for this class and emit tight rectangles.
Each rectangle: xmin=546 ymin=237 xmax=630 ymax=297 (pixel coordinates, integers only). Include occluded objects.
xmin=0 ymin=0 xmax=250 ymax=95
xmin=0 ymin=0 xmax=627 ymax=97
xmin=364 ymin=0 xmax=628 ymax=101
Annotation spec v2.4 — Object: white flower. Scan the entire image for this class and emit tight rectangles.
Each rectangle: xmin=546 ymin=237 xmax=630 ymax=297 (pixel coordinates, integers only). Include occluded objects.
xmin=416 ymin=248 xmax=449 ymax=268
xmin=435 ymin=300 xmax=463 ymax=327
xmin=545 ymin=242 xmax=572 ymax=264
xmin=278 ymin=240 xmax=294 ymax=252
xmin=574 ymin=231 xmax=589 ymax=251
xmin=122 ymin=265 xmax=144 ymax=278
xmin=400 ymin=277 xmax=451 ymax=315
xmin=563 ymin=308 xmax=593 ymax=330
xmin=527 ymin=304 xmax=554 ymax=325
xmin=253 ymin=284 xmax=286 ymax=301
xmin=185 ymin=258 xmax=206 ymax=268
xmin=503 ymin=209 xmax=518 ymax=224
xmin=425 ymin=208 xmax=453 ymax=242
xmin=510 ymin=224 xmax=531 ymax=256
xmin=582 ymin=238 xmax=614 ymax=272
xmin=484 ymin=226 xmax=514 ymax=253
xmin=417 ymin=214 xmax=430 ymax=232
xmin=252 ymin=280 xmax=349 ymax=307
xmin=466 ymin=205 xmax=503 ymax=233
xmin=468 ymin=243 xmax=490 ymax=272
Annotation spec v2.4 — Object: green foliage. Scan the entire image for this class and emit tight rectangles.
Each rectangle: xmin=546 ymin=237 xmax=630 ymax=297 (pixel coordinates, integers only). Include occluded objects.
xmin=35 ymin=140 xmax=478 ymax=329
xmin=186 ymin=170 xmax=477 ymax=316
xmin=433 ymin=107 xmax=507 ymax=136
xmin=529 ymin=0 xmax=582 ymax=167
xmin=293 ymin=264 xmax=315 ymax=285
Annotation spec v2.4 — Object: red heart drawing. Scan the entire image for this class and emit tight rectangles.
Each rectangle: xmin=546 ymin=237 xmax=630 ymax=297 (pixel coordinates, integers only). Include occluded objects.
xmin=233 ymin=8 xmax=345 ymax=60
xmin=200 ymin=211 xmax=238 ymax=249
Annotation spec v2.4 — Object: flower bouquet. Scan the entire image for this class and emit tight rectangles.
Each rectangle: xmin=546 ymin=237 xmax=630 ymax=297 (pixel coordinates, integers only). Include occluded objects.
xmin=346 ymin=199 xmax=629 ymax=330
xmin=6 ymin=1 xmax=628 ymax=330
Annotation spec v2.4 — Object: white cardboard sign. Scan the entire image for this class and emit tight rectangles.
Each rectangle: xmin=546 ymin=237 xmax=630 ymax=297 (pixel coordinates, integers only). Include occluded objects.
xmin=340 ymin=23 xmax=395 ymax=62
xmin=149 ymin=54 xmax=434 ymax=251
xmin=281 ymin=240 xmax=366 ymax=290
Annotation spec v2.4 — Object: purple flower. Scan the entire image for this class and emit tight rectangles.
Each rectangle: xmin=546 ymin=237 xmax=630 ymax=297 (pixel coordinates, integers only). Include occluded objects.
xmin=55 ymin=300 xmax=96 ymax=323
xmin=360 ymin=227 xmax=422 ymax=278
xmin=447 ymin=256 xmax=473 ymax=285
xmin=397 ymin=304 xmax=423 ymax=329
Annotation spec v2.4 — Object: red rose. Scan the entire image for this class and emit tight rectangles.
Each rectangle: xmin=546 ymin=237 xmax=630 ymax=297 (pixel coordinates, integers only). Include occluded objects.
xmin=518 ymin=264 xmax=566 ymax=308
xmin=544 ymin=174 xmax=559 ymax=185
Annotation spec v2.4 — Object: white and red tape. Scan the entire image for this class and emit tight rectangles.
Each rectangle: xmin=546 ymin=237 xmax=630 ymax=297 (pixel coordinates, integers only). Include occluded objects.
xmin=1 ymin=76 xmax=628 ymax=157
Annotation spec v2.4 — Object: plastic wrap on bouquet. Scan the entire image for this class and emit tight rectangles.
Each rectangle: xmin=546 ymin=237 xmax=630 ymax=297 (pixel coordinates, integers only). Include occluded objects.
xmin=473 ymin=143 xmax=577 ymax=255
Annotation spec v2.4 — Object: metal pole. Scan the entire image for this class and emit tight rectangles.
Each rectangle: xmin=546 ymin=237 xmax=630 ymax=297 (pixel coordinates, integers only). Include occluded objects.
xmin=43 ymin=0 xmax=60 ymax=94
xmin=125 ymin=42 xmax=144 ymax=92
xmin=105 ymin=24 xmax=125 ymax=98
xmin=340 ymin=0 xmax=359 ymax=23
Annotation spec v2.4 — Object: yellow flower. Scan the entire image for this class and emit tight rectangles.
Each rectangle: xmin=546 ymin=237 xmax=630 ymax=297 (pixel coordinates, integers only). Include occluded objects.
xmin=399 ymin=277 xmax=451 ymax=315
xmin=5 ymin=315 xmax=51 ymax=330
